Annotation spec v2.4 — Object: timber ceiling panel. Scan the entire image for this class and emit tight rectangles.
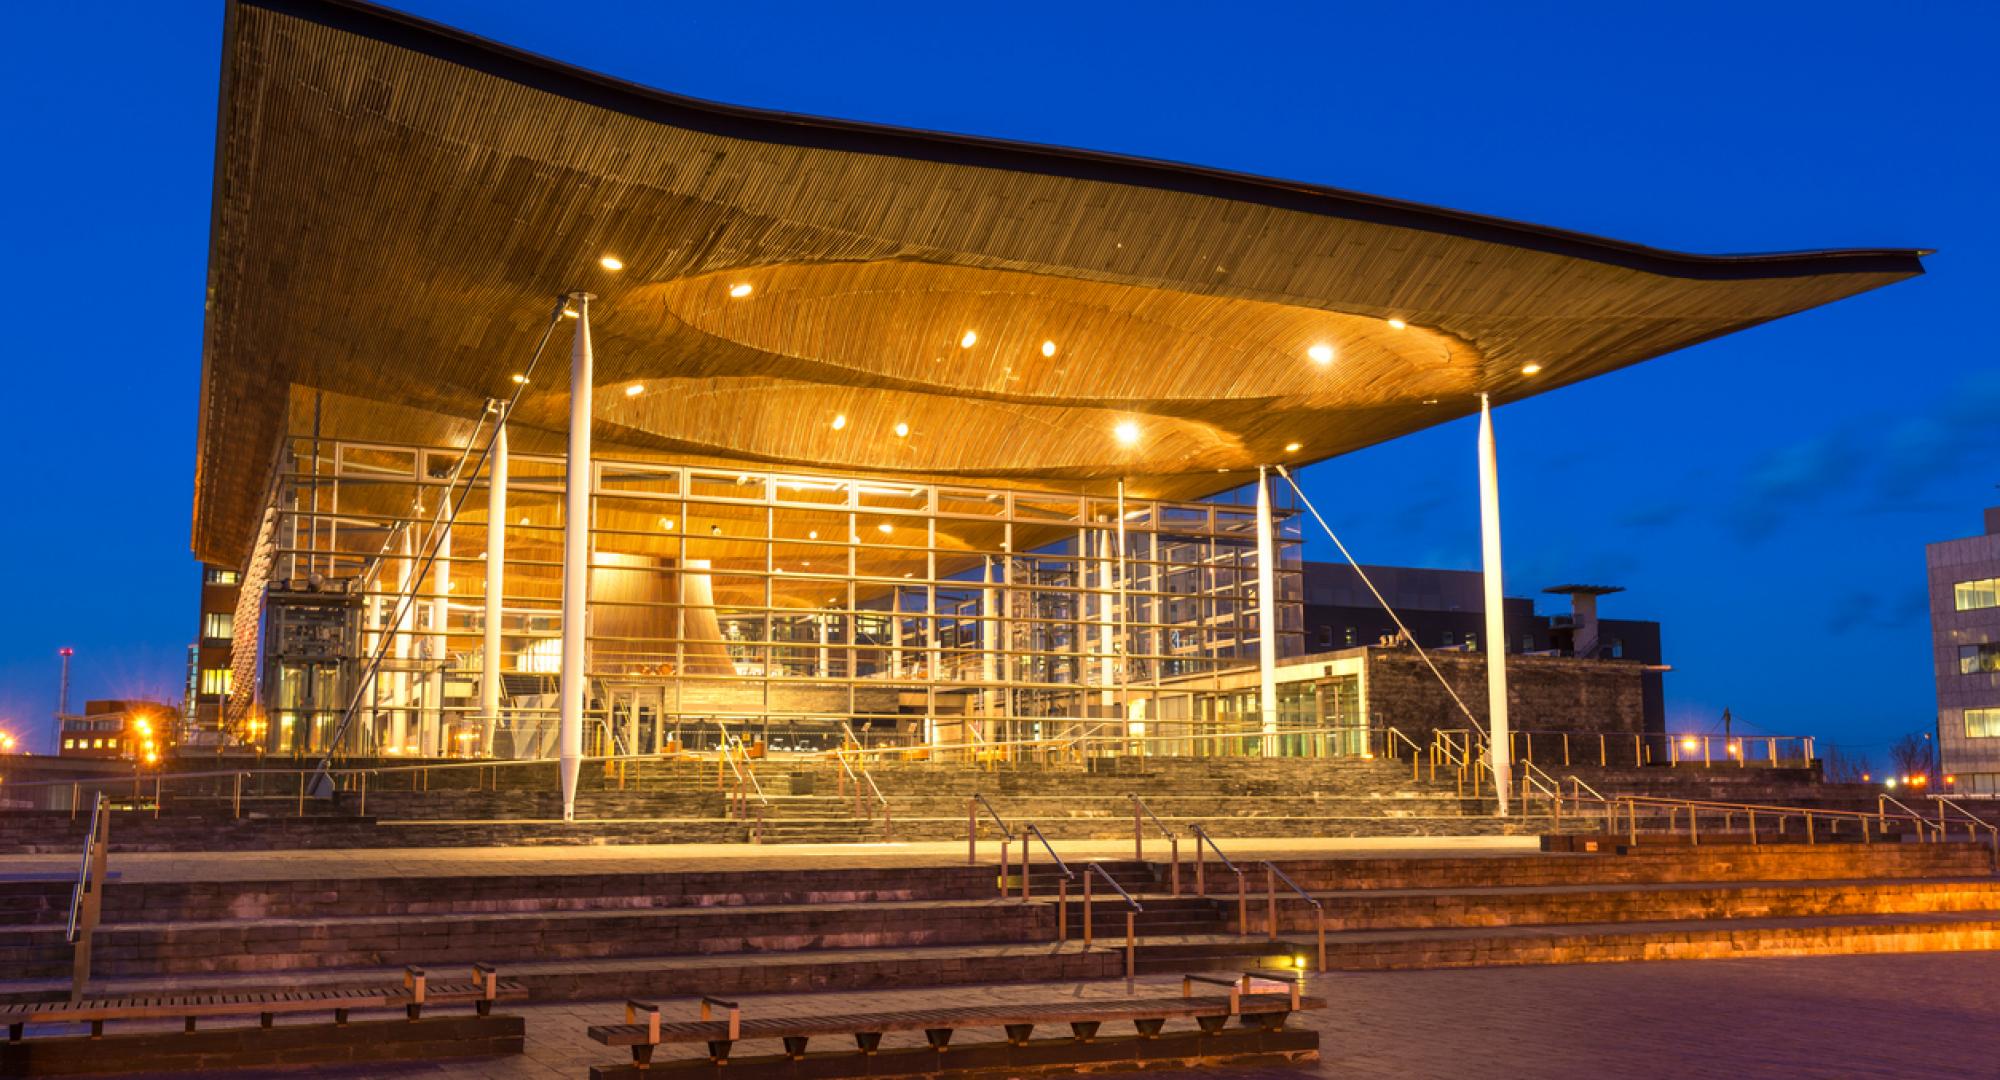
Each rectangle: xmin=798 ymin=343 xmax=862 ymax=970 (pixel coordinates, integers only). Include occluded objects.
xmin=197 ymin=0 xmax=1923 ymax=564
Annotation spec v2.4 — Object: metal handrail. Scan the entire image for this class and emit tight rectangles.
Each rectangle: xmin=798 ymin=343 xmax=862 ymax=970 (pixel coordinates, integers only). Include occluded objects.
xmin=971 ymin=793 xmax=1014 ymax=841
xmin=1880 ymin=794 xmax=1939 ymax=839
xmin=1930 ymin=795 xmax=2000 ymax=856
xmin=1087 ymin=862 xmax=1144 ymax=911
xmin=1129 ymin=793 xmax=1177 ymax=840
xmin=713 ymin=721 xmax=769 ymax=806
xmin=65 ymin=794 xmax=108 ymax=943
xmin=1597 ymin=791 xmax=1943 ymax=846
xmin=1023 ymin=823 xmax=1072 ymax=879
xmin=1190 ymin=823 xmax=1240 ymax=876
xmin=836 ymin=721 xmax=888 ymax=806
xmin=1381 ymin=727 xmax=1424 ymax=758
xmin=1262 ymin=861 xmax=1320 ymax=911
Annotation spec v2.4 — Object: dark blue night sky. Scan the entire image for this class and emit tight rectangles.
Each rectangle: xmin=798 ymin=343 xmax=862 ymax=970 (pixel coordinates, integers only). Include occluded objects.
xmin=2 ymin=1 xmax=1993 ymax=768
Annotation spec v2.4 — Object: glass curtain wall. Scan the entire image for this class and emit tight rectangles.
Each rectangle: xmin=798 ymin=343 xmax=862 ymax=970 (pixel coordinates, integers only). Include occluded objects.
xmin=254 ymin=432 xmax=1303 ymax=758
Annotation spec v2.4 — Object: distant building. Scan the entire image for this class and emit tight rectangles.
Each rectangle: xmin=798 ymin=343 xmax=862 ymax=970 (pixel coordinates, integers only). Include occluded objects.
xmin=1303 ymin=563 xmax=1666 ymax=733
xmin=58 ymin=700 xmax=175 ymax=762
xmin=184 ymin=564 xmax=242 ymax=746
xmin=1928 ymin=508 xmax=2000 ymax=794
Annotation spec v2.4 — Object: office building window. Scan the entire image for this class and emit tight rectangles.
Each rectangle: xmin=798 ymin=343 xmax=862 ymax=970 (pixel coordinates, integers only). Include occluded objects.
xmin=201 ymin=668 xmax=233 ymax=696
xmin=204 ymin=567 xmax=241 ymax=585
xmin=1465 ymin=632 xmax=1478 ymax=652
xmin=1316 ymin=626 xmax=1333 ymax=647
xmin=1609 ymin=637 xmax=1624 ymax=659
xmin=1441 ymin=631 xmax=1455 ymax=647
xmin=1967 ymin=708 xmax=2000 ymax=739
xmin=1961 ymin=643 xmax=2000 ymax=675
xmin=1520 ymin=634 xmax=1534 ymax=653
xmin=1957 ymin=577 xmax=2000 ymax=612
xmin=1344 ymin=627 xmax=1357 ymax=647
xmin=203 ymin=612 xmax=235 ymax=639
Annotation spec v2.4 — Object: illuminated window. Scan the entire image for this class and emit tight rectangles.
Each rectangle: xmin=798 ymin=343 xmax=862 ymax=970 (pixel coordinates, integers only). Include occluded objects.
xmin=1957 ymin=577 xmax=2000 ymax=612
xmin=201 ymin=668 xmax=233 ymax=696
xmin=62 ymin=738 xmax=74 ymax=749
xmin=1967 ymin=708 xmax=2000 ymax=739
xmin=1465 ymin=632 xmax=1478 ymax=652
xmin=1961 ymin=643 xmax=2000 ymax=675
xmin=203 ymin=612 xmax=235 ymax=639
xmin=1344 ymin=627 xmax=1357 ymax=647
xmin=204 ymin=567 xmax=241 ymax=586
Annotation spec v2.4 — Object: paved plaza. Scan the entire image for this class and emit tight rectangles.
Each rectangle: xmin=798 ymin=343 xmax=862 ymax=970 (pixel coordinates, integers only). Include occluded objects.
xmin=56 ymin=952 xmax=1995 ymax=1080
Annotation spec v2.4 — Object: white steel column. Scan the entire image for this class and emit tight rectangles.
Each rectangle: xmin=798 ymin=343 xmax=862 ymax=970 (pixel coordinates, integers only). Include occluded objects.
xmin=1096 ymin=530 xmax=1115 ymax=711
xmin=1254 ymin=468 xmax=1279 ymax=756
xmin=389 ymin=528 xmax=413 ymax=754
xmin=427 ymin=525 xmax=451 ymax=757
xmin=558 ymin=292 xmax=596 ymax=822
xmin=480 ymin=421 xmax=508 ymax=757
xmin=1479 ymin=393 xmax=1512 ymax=816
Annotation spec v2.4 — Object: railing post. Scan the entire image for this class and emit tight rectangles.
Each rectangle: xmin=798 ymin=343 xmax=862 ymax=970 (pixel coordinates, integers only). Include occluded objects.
xmin=1806 ymin=813 xmax=1815 ymax=845
xmin=1022 ymin=829 xmax=1032 ymax=901
xmin=999 ymin=839 xmax=1011 ymax=895
xmin=298 ymin=773 xmax=306 ymax=817
xmin=1562 ymin=733 xmax=1570 ymax=768
xmin=1236 ymin=870 xmax=1247 ymax=940
xmin=1266 ymin=864 xmax=1278 ymax=942
xmin=1748 ymin=809 xmax=1757 ymax=847
xmin=1058 ymin=877 xmax=1068 ymax=942
xmin=1083 ymin=869 xmax=1093 ymax=949
xmin=1170 ymin=836 xmax=1181 ymax=897
xmin=1599 ymin=733 xmax=1607 ymax=767
xmin=1125 ymin=910 xmax=1136 ymax=989
xmin=967 ymin=799 xmax=976 ymax=866
xmin=1690 ymin=807 xmax=1699 ymax=847
xmin=1195 ymin=834 xmax=1206 ymax=897
xmin=233 ymin=773 xmax=242 ymax=820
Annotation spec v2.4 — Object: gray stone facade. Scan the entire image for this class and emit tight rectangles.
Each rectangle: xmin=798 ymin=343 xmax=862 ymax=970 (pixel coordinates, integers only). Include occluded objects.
xmin=1927 ymin=508 xmax=2000 ymax=793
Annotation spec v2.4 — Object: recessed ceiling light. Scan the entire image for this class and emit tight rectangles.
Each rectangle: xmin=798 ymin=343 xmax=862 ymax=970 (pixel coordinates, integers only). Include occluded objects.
xmin=518 ymin=516 xmax=530 ymax=525
xmin=832 ymin=414 xmax=848 ymax=431
xmin=801 ymin=560 xmax=811 ymax=567
xmin=710 ymin=525 xmax=722 ymax=535
xmin=562 ymin=307 xmax=579 ymax=319
xmin=877 ymin=522 xmax=894 ymax=534
xmin=728 ymin=283 xmax=753 ymax=298
xmin=808 ymin=530 xmax=819 ymax=540
xmin=624 ymin=383 xmax=644 ymax=397
xmin=1284 ymin=442 xmax=1302 ymax=453
xmin=1307 ymin=344 xmax=1335 ymax=365
xmin=1387 ymin=318 xmax=1407 ymax=331
xmin=599 ymin=255 xmax=624 ymax=271
xmin=960 ymin=330 xmax=978 ymax=348
xmin=893 ymin=422 xmax=910 ymax=438
xmin=1114 ymin=421 xmax=1141 ymax=446
xmin=659 ymin=517 xmax=675 ymax=530
xmin=1521 ymin=363 xmax=1543 ymax=375
xmin=1041 ymin=340 xmax=1056 ymax=358
xmin=511 ymin=373 xmax=529 ymax=384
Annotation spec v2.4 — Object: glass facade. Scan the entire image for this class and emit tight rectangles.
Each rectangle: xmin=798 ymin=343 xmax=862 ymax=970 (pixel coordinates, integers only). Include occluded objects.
xmin=1956 ymin=577 xmax=2000 ymax=612
xmin=252 ymin=433 xmax=1307 ymax=758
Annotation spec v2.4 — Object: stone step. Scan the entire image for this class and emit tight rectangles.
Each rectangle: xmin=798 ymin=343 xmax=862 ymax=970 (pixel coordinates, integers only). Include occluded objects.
xmin=0 ymin=935 xmax=1285 ymax=1005
xmin=1274 ymin=910 xmax=2000 ymax=971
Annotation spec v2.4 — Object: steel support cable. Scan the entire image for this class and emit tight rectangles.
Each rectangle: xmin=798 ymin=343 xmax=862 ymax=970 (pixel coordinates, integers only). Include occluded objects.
xmin=1273 ymin=465 xmax=1482 ymax=731
xmin=309 ymin=298 xmax=571 ymax=794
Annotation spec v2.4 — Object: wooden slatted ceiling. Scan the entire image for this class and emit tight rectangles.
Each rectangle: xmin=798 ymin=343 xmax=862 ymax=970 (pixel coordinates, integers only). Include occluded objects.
xmin=195 ymin=0 xmax=1923 ymax=565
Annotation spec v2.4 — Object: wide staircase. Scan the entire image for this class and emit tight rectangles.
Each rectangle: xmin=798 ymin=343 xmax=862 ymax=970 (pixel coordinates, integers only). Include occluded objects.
xmin=0 ymin=752 xmax=1521 ymax=853
xmin=2 ymin=836 xmax=1994 ymax=1010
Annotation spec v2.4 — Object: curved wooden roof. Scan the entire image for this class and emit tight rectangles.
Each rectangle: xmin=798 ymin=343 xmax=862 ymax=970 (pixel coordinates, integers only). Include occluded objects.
xmin=196 ymin=0 xmax=1924 ymax=564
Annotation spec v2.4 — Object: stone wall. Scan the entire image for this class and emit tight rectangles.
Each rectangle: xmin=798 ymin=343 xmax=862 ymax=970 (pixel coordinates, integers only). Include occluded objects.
xmin=1364 ymin=647 xmax=1654 ymax=753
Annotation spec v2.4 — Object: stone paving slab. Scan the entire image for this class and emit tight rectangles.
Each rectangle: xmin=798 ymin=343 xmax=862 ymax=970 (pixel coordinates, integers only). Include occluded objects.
xmin=0 ymin=835 xmax=1541 ymax=884
xmin=29 ymin=953 xmax=2000 ymax=1078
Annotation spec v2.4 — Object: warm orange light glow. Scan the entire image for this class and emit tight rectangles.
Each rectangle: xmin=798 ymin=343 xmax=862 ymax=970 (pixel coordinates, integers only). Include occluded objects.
xmin=831 ymin=414 xmax=848 ymax=430
xmin=598 ymin=255 xmax=624 ymax=271
xmin=511 ymin=373 xmax=529 ymax=384
xmin=1679 ymin=736 xmax=1698 ymax=752
xmin=1041 ymin=340 xmax=1056 ymax=357
xmin=960 ymin=330 xmax=978 ymax=348
xmin=1387 ymin=318 xmax=1407 ymax=330
xmin=877 ymin=522 xmax=893 ymax=535
xmin=1307 ymin=344 xmax=1335 ymax=365
xmin=1114 ymin=420 xmax=1141 ymax=446
xmin=1284 ymin=442 xmax=1302 ymax=453
xmin=728 ymin=282 xmax=753 ymax=298
xmin=1521 ymin=363 xmax=1544 ymax=375
xmin=893 ymin=422 xmax=910 ymax=438
xmin=624 ymin=383 xmax=644 ymax=397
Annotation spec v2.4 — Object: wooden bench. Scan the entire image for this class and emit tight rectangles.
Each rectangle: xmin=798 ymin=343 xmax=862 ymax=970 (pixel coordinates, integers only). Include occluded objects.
xmin=588 ymin=972 xmax=1322 ymax=1071
xmin=1 ymin=963 xmax=524 ymax=1041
